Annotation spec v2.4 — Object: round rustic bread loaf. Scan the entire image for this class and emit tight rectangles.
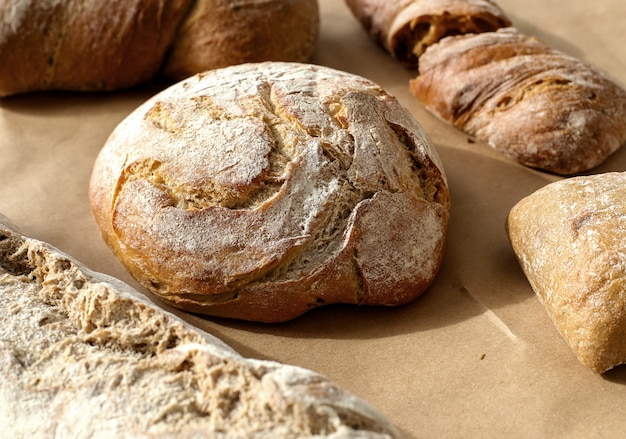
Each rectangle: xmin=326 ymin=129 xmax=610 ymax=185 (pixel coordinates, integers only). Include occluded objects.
xmin=0 ymin=0 xmax=319 ymax=96
xmin=89 ymin=62 xmax=450 ymax=322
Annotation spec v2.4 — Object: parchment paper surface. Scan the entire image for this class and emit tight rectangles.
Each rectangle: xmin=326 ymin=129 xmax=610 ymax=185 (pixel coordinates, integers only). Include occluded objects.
xmin=1 ymin=1 xmax=625 ymax=437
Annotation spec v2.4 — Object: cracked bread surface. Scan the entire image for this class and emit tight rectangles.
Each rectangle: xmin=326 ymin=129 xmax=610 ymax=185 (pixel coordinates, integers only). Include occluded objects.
xmin=89 ymin=62 xmax=449 ymax=322
xmin=410 ymin=28 xmax=626 ymax=175
xmin=0 ymin=214 xmax=400 ymax=438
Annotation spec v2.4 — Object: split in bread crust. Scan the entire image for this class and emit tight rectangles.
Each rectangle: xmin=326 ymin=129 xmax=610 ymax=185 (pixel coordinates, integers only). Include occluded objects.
xmin=344 ymin=0 xmax=511 ymax=68
xmin=89 ymin=62 xmax=450 ymax=322
xmin=0 ymin=214 xmax=400 ymax=437
xmin=507 ymin=172 xmax=626 ymax=373
xmin=411 ymin=28 xmax=626 ymax=175
xmin=0 ymin=0 xmax=320 ymax=96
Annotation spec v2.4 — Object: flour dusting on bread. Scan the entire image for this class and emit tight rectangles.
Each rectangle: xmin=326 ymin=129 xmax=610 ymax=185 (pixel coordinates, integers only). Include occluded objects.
xmin=90 ymin=62 xmax=450 ymax=322
xmin=0 ymin=214 xmax=400 ymax=437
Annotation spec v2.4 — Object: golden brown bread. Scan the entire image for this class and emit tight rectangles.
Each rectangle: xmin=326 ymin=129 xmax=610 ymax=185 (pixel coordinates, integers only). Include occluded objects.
xmin=163 ymin=0 xmax=320 ymax=80
xmin=507 ymin=172 xmax=626 ymax=373
xmin=344 ymin=0 xmax=511 ymax=68
xmin=410 ymin=28 xmax=626 ymax=175
xmin=0 ymin=213 xmax=400 ymax=437
xmin=0 ymin=0 xmax=319 ymax=96
xmin=89 ymin=62 xmax=450 ymax=323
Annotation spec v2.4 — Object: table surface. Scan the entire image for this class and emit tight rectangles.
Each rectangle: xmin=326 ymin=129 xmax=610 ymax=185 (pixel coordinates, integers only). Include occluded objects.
xmin=2 ymin=1 xmax=626 ymax=437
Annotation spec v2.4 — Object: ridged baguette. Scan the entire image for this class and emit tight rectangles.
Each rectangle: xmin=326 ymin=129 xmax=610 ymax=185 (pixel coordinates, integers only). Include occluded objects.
xmin=0 ymin=214 xmax=400 ymax=438
xmin=344 ymin=0 xmax=511 ymax=68
xmin=410 ymin=28 xmax=626 ymax=175
xmin=89 ymin=62 xmax=450 ymax=322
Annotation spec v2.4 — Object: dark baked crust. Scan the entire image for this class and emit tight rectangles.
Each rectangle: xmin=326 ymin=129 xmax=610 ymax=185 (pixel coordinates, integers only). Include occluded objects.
xmin=0 ymin=0 xmax=320 ymax=96
xmin=163 ymin=0 xmax=320 ymax=80
xmin=344 ymin=0 xmax=511 ymax=68
xmin=410 ymin=28 xmax=626 ymax=175
xmin=89 ymin=62 xmax=450 ymax=322
xmin=0 ymin=0 xmax=192 ymax=95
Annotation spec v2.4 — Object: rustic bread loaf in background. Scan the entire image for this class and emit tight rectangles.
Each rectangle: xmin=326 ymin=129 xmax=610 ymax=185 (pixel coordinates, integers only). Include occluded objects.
xmin=344 ymin=0 xmax=511 ymax=68
xmin=89 ymin=61 xmax=450 ymax=323
xmin=0 ymin=0 xmax=319 ymax=96
xmin=410 ymin=28 xmax=626 ymax=175
xmin=506 ymin=172 xmax=626 ymax=373
xmin=0 ymin=214 xmax=400 ymax=438
xmin=162 ymin=0 xmax=320 ymax=80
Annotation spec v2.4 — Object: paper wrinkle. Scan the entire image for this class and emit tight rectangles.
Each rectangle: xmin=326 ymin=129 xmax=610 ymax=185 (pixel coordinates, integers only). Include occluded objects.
xmin=483 ymin=307 xmax=520 ymax=344
xmin=460 ymin=285 xmax=520 ymax=344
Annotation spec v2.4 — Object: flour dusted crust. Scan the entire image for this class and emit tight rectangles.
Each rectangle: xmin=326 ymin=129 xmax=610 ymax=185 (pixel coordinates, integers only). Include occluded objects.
xmin=411 ymin=28 xmax=626 ymax=175
xmin=0 ymin=0 xmax=319 ymax=96
xmin=506 ymin=172 xmax=626 ymax=373
xmin=344 ymin=0 xmax=511 ymax=68
xmin=0 ymin=214 xmax=400 ymax=437
xmin=89 ymin=62 xmax=450 ymax=323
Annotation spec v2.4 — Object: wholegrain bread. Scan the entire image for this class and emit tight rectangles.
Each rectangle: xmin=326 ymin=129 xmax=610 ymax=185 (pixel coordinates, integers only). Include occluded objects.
xmin=410 ymin=28 xmax=626 ymax=175
xmin=344 ymin=0 xmax=511 ymax=68
xmin=0 ymin=214 xmax=400 ymax=437
xmin=89 ymin=61 xmax=450 ymax=323
xmin=506 ymin=172 xmax=626 ymax=373
xmin=0 ymin=0 xmax=319 ymax=96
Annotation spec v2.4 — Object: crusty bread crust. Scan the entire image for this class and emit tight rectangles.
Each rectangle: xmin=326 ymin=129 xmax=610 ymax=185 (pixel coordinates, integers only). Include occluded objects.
xmin=0 ymin=0 xmax=191 ymax=95
xmin=344 ymin=0 xmax=511 ymax=68
xmin=162 ymin=0 xmax=320 ymax=80
xmin=507 ymin=172 xmax=626 ymax=373
xmin=0 ymin=0 xmax=319 ymax=96
xmin=89 ymin=62 xmax=450 ymax=322
xmin=411 ymin=28 xmax=626 ymax=175
xmin=0 ymin=214 xmax=399 ymax=437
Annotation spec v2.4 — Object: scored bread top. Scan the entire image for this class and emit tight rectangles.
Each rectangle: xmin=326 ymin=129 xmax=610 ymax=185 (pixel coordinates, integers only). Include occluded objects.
xmin=89 ymin=62 xmax=450 ymax=322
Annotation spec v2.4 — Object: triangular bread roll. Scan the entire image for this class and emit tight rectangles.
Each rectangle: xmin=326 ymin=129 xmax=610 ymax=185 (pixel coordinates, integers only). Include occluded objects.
xmin=507 ymin=172 xmax=626 ymax=373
